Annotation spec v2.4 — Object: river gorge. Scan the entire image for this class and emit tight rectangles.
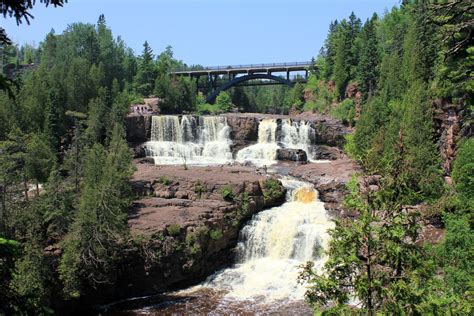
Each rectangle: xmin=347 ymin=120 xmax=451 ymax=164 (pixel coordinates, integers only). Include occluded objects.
xmin=88 ymin=112 xmax=358 ymax=315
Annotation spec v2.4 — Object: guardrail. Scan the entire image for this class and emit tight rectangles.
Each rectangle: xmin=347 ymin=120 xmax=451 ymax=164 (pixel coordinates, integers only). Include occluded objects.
xmin=171 ymin=61 xmax=313 ymax=72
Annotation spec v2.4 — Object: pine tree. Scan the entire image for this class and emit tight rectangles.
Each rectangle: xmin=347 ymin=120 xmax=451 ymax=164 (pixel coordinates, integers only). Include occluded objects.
xmin=59 ymin=124 xmax=133 ymax=298
xmin=356 ymin=14 xmax=380 ymax=98
xmin=43 ymin=88 xmax=62 ymax=155
xmin=133 ymin=41 xmax=155 ymax=97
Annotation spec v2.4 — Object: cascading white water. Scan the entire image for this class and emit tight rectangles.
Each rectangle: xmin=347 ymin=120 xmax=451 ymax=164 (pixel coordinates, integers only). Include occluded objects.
xmin=236 ymin=118 xmax=316 ymax=166
xmin=201 ymin=178 xmax=334 ymax=302
xmin=281 ymin=119 xmax=315 ymax=159
xmin=236 ymin=119 xmax=280 ymax=166
xmin=145 ymin=115 xmax=233 ymax=165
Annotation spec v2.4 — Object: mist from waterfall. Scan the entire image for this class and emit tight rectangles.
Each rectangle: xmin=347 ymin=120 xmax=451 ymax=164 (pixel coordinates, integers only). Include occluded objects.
xmin=145 ymin=115 xmax=233 ymax=165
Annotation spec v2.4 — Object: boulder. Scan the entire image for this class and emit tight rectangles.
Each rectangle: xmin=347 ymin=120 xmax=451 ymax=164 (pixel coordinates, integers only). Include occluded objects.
xmin=276 ymin=148 xmax=308 ymax=162
xmin=136 ymin=157 xmax=155 ymax=164
xmin=312 ymin=145 xmax=343 ymax=160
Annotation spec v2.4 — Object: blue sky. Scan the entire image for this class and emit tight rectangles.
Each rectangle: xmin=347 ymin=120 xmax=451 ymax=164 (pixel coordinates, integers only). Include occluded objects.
xmin=3 ymin=0 xmax=399 ymax=66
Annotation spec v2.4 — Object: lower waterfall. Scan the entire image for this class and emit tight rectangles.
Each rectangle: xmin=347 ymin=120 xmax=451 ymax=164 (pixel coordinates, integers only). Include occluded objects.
xmin=202 ymin=178 xmax=333 ymax=301
xmin=130 ymin=178 xmax=334 ymax=315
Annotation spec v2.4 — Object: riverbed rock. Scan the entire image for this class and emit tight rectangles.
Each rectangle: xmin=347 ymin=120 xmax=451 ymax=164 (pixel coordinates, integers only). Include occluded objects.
xmin=312 ymin=145 xmax=344 ymax=160
xmin=92 ymin=162 xmax=287 ymax=305
xmin=288 ymin=157 xmax=361 ymax=217
xmin=276 ymin=148 xmax=308 ymax=162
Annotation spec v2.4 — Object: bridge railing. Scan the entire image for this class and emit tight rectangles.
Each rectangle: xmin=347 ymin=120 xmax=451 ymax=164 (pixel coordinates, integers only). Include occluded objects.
xmin=171 ymin=61 xmax=313 ymax=73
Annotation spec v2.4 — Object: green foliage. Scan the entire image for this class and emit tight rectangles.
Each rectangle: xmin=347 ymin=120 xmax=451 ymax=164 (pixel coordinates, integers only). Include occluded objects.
xmin=220 ymin=185 xmax=235 ymax=202
xmin=301 ymin=176 xmax=434 ymax=314
xmin=196 ymin=102 xmax=220 ymax=115
xmin=193 ymin=180 xmax=208 ymax=199
xmin=167 ymin=224 xmax=181 ymax=237
xmin=261 ymin=178 xmax=282 ymax=203
xmin=343 ymin=133 xmax=358 ymax=159
xmin=159 ymin=175 xmax=172 ymax=186
xmin=25 ymin=132 xmax=56 ymax=191
xmin=330 ymin=98 xmax=355 ymax=126
xmin=133 ymin=41 xmax=156 ymax=97
xmin=437 ymin=213 xmax=473 ymax=297
xmin=59 ymin=124 xmax=133 ymax=298
xmin=209 ymin=229 xmax=223 ymax=241
xmin=284 ymin=82 xmax=305 ymax=111
xmin=356 ymin=14 xmax=379 ymax=98
xmin=185 ymin=226 xmax=208 ymax=256
xmin=451 ymin=138 xmax=474 ymax=209
xmin=215 ymin=91 xmax=233 ymax=112
xmin=10 ymin=243 xmax=51 ymax=312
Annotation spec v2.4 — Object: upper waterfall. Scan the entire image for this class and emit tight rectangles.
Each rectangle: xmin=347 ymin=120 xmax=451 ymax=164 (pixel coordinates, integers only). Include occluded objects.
xmin=236 ymin=118 xmax=316 ymax=166
xmin=145 ymin=115 xmax=233 ymax=165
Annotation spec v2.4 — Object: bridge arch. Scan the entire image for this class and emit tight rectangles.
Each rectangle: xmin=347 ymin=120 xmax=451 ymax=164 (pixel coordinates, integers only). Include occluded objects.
xmin=206 ymin=73 xmax=294 ymax=103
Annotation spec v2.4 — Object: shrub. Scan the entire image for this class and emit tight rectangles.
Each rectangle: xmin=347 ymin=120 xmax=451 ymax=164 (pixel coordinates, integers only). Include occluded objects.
xmin=343 ymin=133 xmax=358 ymax=160
xmin=159 ymin=176 xmax=172 ymax=185
xmin=215 ymin=91 xmax=233 ymax=113
xmin=209 ymin=229 xmax=223 ymax=240
xmin=331 ymin=99 xmax=355 ymax=126
xmin=194 ymin=180 xmax=208 ymax=198
xmin=220 ymin=185 xmax=235 ymax=202
xmin=262 ymin=178 xmax=282 ymax=202
xmin=167 ymin=224 xmax=181 ymax=236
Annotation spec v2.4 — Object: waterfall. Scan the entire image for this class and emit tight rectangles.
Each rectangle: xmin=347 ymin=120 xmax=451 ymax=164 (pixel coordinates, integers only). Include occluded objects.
xmin=145 ymin=115 xmax=232 ymax=165
xmin=280 ymin=119 xmax=314 ymax=158
xmin=236 ymin=118 xmax=316 ymax=165
xmin=236 ymin=119 xmax=279 ymax=165
xmin=202 ymin=178 xmax=334 ymax=301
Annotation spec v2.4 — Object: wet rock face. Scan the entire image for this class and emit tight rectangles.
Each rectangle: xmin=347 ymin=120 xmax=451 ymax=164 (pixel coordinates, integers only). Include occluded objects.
xmin=276 ymin=148 xmax=308 ymax=163
xmin=225 ymin=115 xmax=259 ymax=153
xmin=125 ymin=114 xmax=152 ymax=143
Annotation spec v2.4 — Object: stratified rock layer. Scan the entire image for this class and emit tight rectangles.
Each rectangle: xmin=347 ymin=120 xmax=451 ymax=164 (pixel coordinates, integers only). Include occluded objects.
xmin=102 ymin=163 xmax=286 ymax=303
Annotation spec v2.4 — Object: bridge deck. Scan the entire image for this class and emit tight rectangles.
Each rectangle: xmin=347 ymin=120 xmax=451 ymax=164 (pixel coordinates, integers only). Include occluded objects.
xmin=171 ymin=61 xmax=312 ymax=76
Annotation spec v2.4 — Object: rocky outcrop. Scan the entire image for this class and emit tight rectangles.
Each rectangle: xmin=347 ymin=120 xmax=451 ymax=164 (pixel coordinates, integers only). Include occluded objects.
xmin=225 ymin=115 xmax=259 ymax=152
xmin=345 ymin=82 xmax=362 ymax=120
xmin=224 ymin=113 xmax=351 ymax=149
xmin=433 ymin=98 xmax=463 ymax=180
xmin=98 ymin=163 xmax=286 ymax=304
xmin=125 ymin=114 xmax=152 ymax=143
xmin=312 ymin=145 xmax=344 ymax=160
xmin=276 ymin=148 xmax=308 ymax=162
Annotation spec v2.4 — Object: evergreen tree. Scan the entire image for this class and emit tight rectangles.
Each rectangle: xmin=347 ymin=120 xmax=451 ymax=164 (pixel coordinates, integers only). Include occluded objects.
xmin=25 ymin=133 xmax=55 ymax=196
xmin=133 ymin=41 xmax=155 ymax=97
xmin=356 ymin=14 xmax=379 ymax=98
xmin=59 ymin=124 xmax=133 ymax=298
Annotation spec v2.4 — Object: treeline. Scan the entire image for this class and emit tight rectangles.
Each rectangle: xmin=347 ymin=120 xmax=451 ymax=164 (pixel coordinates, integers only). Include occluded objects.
xmin=300 ymin=1 xmax=473 ymax=314
xmin=0 ymin=15 xmax=185 ymax=313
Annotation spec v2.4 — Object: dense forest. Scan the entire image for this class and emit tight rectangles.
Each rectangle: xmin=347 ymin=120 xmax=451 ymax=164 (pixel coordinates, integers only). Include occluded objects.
xmin=0 ymin=0 xmax=472 ymax=314
xmin=298 ymin=2 xmax=473 ymax=314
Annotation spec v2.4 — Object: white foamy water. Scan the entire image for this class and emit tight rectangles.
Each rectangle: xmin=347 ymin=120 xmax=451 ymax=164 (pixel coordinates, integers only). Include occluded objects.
xmin=109 ymin=178 xmax=333 ymax=315
xmin=145 ymin=115 xmax=233 ymax=165
xmin=197 ymin=178 xmax=334 ymax=301
xmin=236 ymin=118 xmax=317 ymax=166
